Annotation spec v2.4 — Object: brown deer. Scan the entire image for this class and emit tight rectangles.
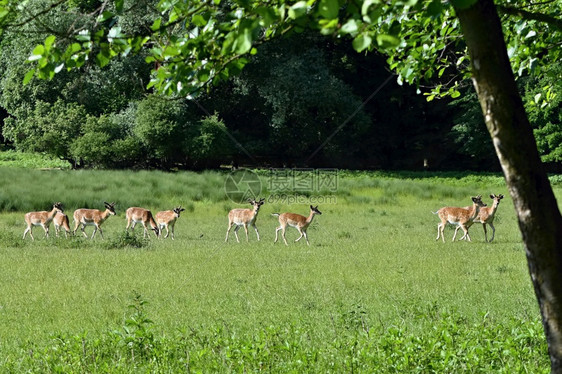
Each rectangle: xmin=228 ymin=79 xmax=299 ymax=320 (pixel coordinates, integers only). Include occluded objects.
xmin=434 ymin=196 xmax=487 ymax=242
xmin=468 ymin=193 xmax=505 ymax=242
xmin=73 ymin=202 xmax=116 ymax=239
xmin=155 ymin=206 xmax=185 ymax=240
xmin=23 ymin=202 xmax=64 ymax=240
xmin=125 ymin=207 xmax=159 ymax=238
xmin=273 ymin=205 xmax=322 ymax=246
xmin=225 ymin=198 xmax=265 ymax=242
xmin=53 ymin=211 xmax=72 ymax=238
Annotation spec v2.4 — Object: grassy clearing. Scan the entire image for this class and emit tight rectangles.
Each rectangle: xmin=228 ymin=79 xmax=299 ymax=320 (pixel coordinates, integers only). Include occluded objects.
xmin=0 ymin=167 xmax=554 ymax=371
xmin=0 ymin=150 xmax=70 ymax=170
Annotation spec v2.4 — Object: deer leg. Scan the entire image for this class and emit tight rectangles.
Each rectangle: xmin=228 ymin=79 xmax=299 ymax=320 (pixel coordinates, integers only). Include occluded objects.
xmin=170 ymin=223 xmax=175 ymax=240
xmin=459 ymin=225 xmax=471 ymax=241
xmin=488 ymin=222 xmax=496 ymax=242
xmin=282 ymin=227 xmax=288 ymax=246
xmin=80 ymin=224 xmax=88 ymax=238
xmin=452 ymin=225 xmax=462 ymax=241
xmin=295 ymin=228 xmax=304 ymax=242
xmin=233 ymin=225 xmax=241 ymax=243
xmin=42 ymin=224 xmax=49 ymax=238
xmin=73 ymin=221 xmax=80 ymax=237
xmin=142 ymin=223 xmax=148 ymax=238
xmin=253 ymin=224 xmax=260 ymax=241
xmin=225 ymin=222 xmax=233 ymax=242
xmin=90 ymin=225 xmax=98 ymax=239
xmin=23 ymin=226 xmax=30 ymax=240
xmin=98 ymin=226 xmax=104 ymax=239
xmin=436 ymin=222 xmax=446 ymax=242
xmin=303 ymin=230 xmax=310 ymax=246
xmin=274 ymin=226 xmax=282 ymax=243
xmin=243 ymin=224 xmax=249 ymax=242
xmin=482 ymin=223 xmax=488 ymax=242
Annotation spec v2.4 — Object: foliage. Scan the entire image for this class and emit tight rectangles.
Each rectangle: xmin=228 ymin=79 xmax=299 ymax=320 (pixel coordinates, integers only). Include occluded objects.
xmin=523 ymin=63 xmax=562 ymax=163
xmin=2 ymin=100 xmax=86 ymax=164
xmin=0 ymin=1 xmax=559 ymax=171
xmin=448 ymin=89 xmax=499 ymax=170
xmin=4 ymin=312 xmax=549 ymax=372
xmin=7 ymin=0 xmax=558 ymax=103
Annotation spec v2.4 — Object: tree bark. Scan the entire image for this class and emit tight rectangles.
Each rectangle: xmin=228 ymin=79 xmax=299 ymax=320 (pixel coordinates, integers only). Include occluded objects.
xmin=455 ymin=0 xmax=562 ymax=371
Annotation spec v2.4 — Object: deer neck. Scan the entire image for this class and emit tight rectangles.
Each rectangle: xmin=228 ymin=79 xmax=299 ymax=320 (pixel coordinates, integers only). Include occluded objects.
xmin=469 ymin=203 xmax=481 ymax=220
xmin=251 ymin=206 xmax=260 ymax=219
xmin=101 ymin=209 xmax=112 ymax=221
xmin=47 ymin=207 xmax=58 ymax=222
xmin=306 ymin=211 xmax=316 ymax=225
xmin=489 ymin=201 xmax=500 ymax=216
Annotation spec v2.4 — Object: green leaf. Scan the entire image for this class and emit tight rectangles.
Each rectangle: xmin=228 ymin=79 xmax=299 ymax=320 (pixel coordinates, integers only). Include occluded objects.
xmin=376 ymin=34 xmax=400 ymax=49
xmin=97 ymin=10 xmax=114 ymax=23
xmin=96 ymin=52 xmax=110 ymax=68
xmin=234 ymin=22 xmax=255 ymax=54
xmin=22 ymin=69 xmax=35 ymax=85
xmin=318 ymin=0 xmax=339 ymax=19
xmin=44 ymin=35 xmax=56 ymax=50
xmin=361 ymin=0 xmax=380 ymax=17
xmin=28 ymin=45 xmax=45 ymax=61
xmin=341 ymin=19 xmax=359 ymax=34
xmin=151 ymin=18 xmax=162 ymax=31
xmin=352 ymin=33 xmax=372 ymax=52
xmin=288 ymin=1 xmax=308 ymax=19
xmin=192 ymin=14 xmax=206 ymax=27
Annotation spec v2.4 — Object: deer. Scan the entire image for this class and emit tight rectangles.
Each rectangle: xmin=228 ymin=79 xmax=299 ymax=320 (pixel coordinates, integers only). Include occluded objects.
xmin=23 ymin=202 xmax=64 ymax=240
xmin=125 ymin=207 xmax=160 ymax=238
xmin=225 ymin=198 xmax=265 ymax=243
xmin=73 ymin=202 xmax=116 ymax=239
xmin=53 ymin=211 xmax=72 ymax=238
xmin=466 ymin=193 xmax=505 ymax=242
xmin=273 ymin=205 xmax=322 ymax=246
xmin=433 ymin=195 xmax=487 ymax=242
xmin=155 ymin=206 xmax=185 ymax=240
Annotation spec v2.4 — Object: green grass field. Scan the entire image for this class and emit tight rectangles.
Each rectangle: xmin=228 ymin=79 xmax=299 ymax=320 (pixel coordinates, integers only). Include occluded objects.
xmin=0 ymin=166 xmax=556 ymax=372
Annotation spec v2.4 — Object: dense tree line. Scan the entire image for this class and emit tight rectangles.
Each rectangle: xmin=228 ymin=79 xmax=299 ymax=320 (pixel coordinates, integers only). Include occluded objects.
xmin=0 ymin=1 xmax=558 ymax=172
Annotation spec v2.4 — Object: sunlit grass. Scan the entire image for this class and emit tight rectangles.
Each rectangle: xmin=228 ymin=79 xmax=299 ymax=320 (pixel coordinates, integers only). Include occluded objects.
xmin=0 ymin=167 xmax=555 ymax=371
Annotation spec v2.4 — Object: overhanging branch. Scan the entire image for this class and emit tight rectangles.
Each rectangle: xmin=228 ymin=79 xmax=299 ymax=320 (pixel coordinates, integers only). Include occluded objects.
xmin=497 ymin=5 xmax=562 ymax=31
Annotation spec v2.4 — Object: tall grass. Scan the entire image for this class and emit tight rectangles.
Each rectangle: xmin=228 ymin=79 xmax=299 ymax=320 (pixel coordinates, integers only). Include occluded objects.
xmin=0 ymin=167 xmax=556 ymax=371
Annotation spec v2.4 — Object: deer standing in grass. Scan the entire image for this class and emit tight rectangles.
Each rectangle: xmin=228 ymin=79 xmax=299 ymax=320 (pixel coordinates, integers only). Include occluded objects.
xmin=225 ymin=198 xmax=265 ymax=242
xmin=53 ymin=211 xmax=72 ymax=238
xmin=155 ymin=206 xmax=185 ymax=240
xmin=23 ymin=202 xmax=64 ymax=240
xmin=125 ymin=207 xmax=160 ymax=238
xmin=73 ymin=202 xmax=116 ymax=239
xmin=434 ymin=195 xmax=487 ymax=242
xmin=464 ymin=194 xmax=504 ymax=242
xmin=273 ymin=205 xmax=322 ymax=246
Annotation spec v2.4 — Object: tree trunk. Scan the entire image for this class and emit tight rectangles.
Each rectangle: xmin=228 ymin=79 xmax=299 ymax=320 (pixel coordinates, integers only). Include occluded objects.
xmin=455 ymin=0 xmax=562 ymax=371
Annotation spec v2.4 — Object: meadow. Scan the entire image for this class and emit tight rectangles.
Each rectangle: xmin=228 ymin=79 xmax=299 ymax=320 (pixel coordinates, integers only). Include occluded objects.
xmin=0 ymin=165 xmax=557 ymax=372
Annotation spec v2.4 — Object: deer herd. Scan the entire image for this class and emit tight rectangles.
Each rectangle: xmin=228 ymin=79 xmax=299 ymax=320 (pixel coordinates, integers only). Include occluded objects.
xmin=21 ymin=193 xmax=505 ymax=244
